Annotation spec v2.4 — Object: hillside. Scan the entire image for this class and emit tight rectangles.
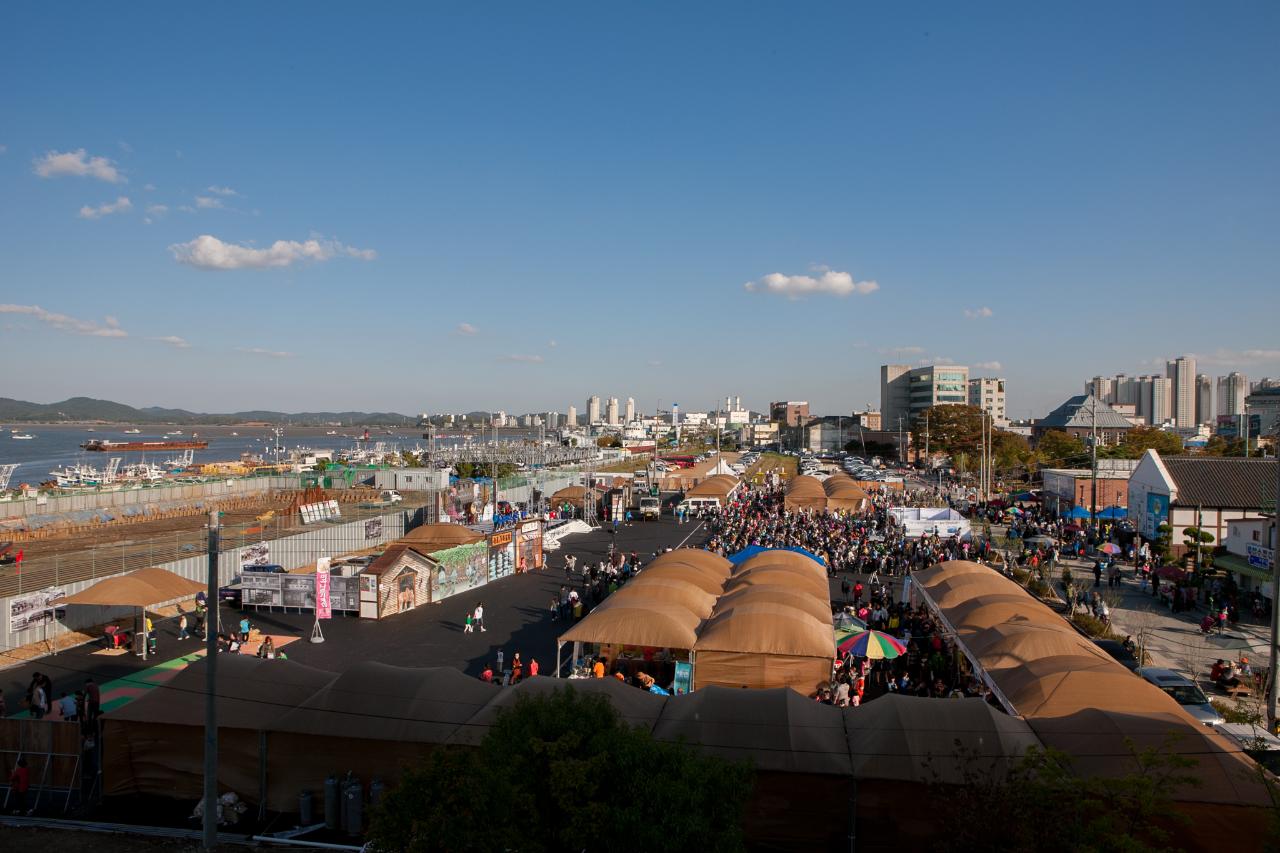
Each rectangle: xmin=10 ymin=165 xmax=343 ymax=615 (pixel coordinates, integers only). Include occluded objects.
xmin=0 ymin=397 xmax=417 ymax=426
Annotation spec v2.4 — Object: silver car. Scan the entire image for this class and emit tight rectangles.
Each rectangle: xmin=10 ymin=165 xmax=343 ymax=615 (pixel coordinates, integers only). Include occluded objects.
xmin=1136 ymin=667 xmax=1224 ymax=726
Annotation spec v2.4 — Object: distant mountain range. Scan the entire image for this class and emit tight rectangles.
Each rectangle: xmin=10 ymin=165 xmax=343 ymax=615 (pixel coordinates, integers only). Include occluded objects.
xmin=0 ymin=397 xmax=423 ymax=426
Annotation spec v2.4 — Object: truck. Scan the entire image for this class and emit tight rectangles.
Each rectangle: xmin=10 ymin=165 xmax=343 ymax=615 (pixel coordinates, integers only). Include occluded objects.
xmin=639 ymin=496 xmax=662 ymax=520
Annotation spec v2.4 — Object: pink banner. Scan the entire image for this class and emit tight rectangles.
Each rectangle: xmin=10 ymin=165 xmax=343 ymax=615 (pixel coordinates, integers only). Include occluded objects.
xmin=315 ymin=557 xmax=332 ymax=619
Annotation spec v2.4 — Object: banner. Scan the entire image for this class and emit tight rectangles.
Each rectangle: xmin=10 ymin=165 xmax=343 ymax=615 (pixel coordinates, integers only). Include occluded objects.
xmin=9 ymin=588 xmax=65 ymax=634
xmin=316 ymin=557 xmax=332 ymax=619
xmin=364 ymin=518 xmax=383 ymax=540
xmin=672 ymin=661 xmax=693 ymax=696
xmin=240 ymin=541 xmax=270 ymax=567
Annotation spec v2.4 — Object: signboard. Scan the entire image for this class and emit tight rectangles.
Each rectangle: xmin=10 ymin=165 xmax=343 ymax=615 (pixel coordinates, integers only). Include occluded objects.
xmin=316 ymin=557 xmax=332 ymax=619
xmin=364 ymin=518 xmax=383 ymax=540
xmin=1248 ymin=543 xmax=1275 ymax=571
xmin=281 ymin=575 xmax=316 ymax=609
xmin=516 ymin=519 xmax=543 ymax=571
xmin=672 ymin=661 xmax=693 ymax=696
xmin=488 ymin=530 xmax=515 ymax=581
xmin=431 ymin=541 xmax=490 ymax=601
xmin=1145 ymin=493 xmax=1169 ymax=539
xmin=9 ymin=588 xmax=64 ymax=633
xmin=300 ymin=500 xmax=341 ymax=524
xmin=240 ymin=541 xmax=270 ymax=567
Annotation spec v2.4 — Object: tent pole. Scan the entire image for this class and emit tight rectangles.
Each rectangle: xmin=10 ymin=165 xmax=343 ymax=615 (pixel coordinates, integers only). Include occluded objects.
xmin=204 ymin=511 xmax=221 ymax=851
xmin=556 ymin=642 xmax=562 ymax=679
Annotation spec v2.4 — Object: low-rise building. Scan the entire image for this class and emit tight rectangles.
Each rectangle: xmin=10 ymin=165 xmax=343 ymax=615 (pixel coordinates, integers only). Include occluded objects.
xmin=1040 ymin=459 xmax=1139 ymax=515
xmin=1218 ymin=517 xmax=1276 ymax=601
xmin=1126 ymin=451 xmax=1275 ymax=550
xmin=1032 ymin=394 xmax=1134 ymax=446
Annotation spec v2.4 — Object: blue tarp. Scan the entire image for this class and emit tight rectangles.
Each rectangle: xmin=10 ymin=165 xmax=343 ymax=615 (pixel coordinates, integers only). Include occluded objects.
xmin=727 ymin=545 xmax=826 ymax=566
xmin=1065 ymin=506 xmax=1091 ymax=519
xmin=1097 ymin=506 xmax=1127 ymax=519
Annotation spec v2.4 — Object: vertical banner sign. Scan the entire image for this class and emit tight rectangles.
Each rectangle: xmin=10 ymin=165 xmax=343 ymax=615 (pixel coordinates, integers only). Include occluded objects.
xmin=672 ymin=661 xmax=693 ymax=696
xmin=315 ymin=556 xmax=332 ymax=619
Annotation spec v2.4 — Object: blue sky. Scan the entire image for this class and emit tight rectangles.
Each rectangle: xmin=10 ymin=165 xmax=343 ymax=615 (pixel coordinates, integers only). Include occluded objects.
xmin=2 ymin=2 xmax=1277 ymax=418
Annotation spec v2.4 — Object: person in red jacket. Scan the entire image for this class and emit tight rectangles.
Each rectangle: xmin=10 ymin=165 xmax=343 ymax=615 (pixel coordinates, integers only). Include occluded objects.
xmin=9 ymin=757 xmax=30 ymax=814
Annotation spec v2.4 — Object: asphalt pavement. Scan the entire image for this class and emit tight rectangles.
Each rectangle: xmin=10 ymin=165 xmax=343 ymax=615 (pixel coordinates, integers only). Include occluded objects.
xmin=0 ymin=515 xmax=708 ymax=710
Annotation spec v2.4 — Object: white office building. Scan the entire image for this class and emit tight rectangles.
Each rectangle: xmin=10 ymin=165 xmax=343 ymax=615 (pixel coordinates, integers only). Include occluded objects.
xmin=968 ymin=377 xmax=1007 ymax=426
xmin=881 ymin=363 xmax=970 ymax=430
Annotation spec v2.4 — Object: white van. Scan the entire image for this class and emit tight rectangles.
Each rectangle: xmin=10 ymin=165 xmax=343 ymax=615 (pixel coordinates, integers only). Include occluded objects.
xmin=379 ymin=490 xmax=403 ymax=504
xmin=676 ymin=497 xmax=721 ymax=514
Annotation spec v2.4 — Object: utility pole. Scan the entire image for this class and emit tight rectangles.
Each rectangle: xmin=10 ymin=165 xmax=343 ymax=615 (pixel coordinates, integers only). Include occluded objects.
xmin=924 ymin=409 xmax=930 ymax=460
xmin=203 ymin=510 xmax=220 ymax=850
xmin=897 ymin=416 xmax=905 ymax=464
xmin=1090 ymin=397 xmax=1099 ymax=533
xmin=1269 ymin=454 xmax=1279 ymax=731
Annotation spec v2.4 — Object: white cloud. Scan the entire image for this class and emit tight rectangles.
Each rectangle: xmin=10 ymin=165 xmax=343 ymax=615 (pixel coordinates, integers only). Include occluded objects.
xmin=206 ymin=185 xmax=238 ymax=196
xmin=170 ymin=234 xmax=378 ymax=270
xmin=178 ymin=205 xmax=196 ymax=213
xmin=973 ymin=360 xmax=1003 ymax=371
xmin=146 ymin=204 xmax=168 ymax=216
xmin=879 ymin=345 xmax=925 ymax=357
xmin=153 ymin=335 xmax=190 ymax=349
xmin=143 ymin=183 xmax=156 ymax=191
xmin=548 ymin=339 xmax=558 ymax=348
xmin=0 ymin=304 xmax=127 ymax=338
xmin=744 ymin=267 xmax=879 ymax=299
xmin=194 ymin=196 xmax=224 ymax=209
xmin=925 ymin=356 xmax=957 ymax=365
xmin=456 ymin=322 xmax=478 ymax=336
xmin=1187 ymin=349 xmax=1280 ymax=368
xmin=963 ymin=306 xmax=993 ymax=319
xmin=237 ymin=347 xmax=293 ymax=359
xmin=33 ymin=149 xmax=123 ymax=182
xmin=501 ymin=354 xmax=544 ymax=363
xmin=78 ymin=196 xmax=132 ymax=219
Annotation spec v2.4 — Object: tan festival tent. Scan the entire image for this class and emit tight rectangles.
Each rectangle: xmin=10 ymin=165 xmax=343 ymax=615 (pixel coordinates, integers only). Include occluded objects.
xmin=647 ymin=548 xmax=734 ymax=575
xmin=652 ymin=685 xmax=852 ymax=775
xmin=692 ymin=603 xmax=833 ymax=691
xmin=686 ymin=474 xmax=740 ymax=502
xmin=549 ymin=484 xmax=600 ymax=509
xmin=784 ymin=475 xmax=827 ymax=511
xmin=722 ymin=566 xmax=830 ymax=601
xmin=845 ymin=694 xmax=1039 ymax=785
xmin=731 ymin=548 xmax=828 ymax=579
xmin=557 ymin=602 xmax=702 ymax=650
xmin=399 ymin=522 xmax=485 ymax=551
xmin=596 ymin=577 xmax=719 ymax=619
xmin=59 ymin=567 xmax=206 ymax=607
xmin=714 ymin=584 xmax=834 ymax=624
xmin=926 ymin=572 xmax=1024 ymax=609
xmin=636 ymin=563 xmax=730 ymax=595
xmin=452 ymin=674 xmax=669 ymax=745
xmin=913 ymin=559 xmax=1275 ymax=815
xmin=823 ymin=476 xmax=869 ymax=512
xmin=963 ymin=622 xmax=1113 ymax=673
xmin=103 ymin=657 xmax=337 ymax=805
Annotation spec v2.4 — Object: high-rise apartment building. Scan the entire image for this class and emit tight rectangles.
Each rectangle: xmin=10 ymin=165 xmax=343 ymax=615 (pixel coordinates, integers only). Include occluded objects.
xmin=545 ymin=411 xmax=560 ymax=429
xmin=968 ymin=377 xmax=1008 ymax=426
xmin=1195 ymin=374 xmax=1213 ymax=425
xmin=586 ymin=395 xmax=601 ymax=425
xmin=606 ymin=397 xmax=619 ymax=425
xmin=1085 ymin=376 xmax=1115 ymax=404
xmin=566 ymin=405 xmax=577 ymax=427
xmin=624 ymin=397 xmax=635 ymax=423
xmin=769 ymin=401 xmax=810 ymax=427
xmin=1166 ymin=355 xmax=1196 ymax=428
xmin=1143 ymin=375 xmax=1172 ymax=425
xmin=1217 ymin=373 xmax=1248 ymax=417
xmin=881 ymin=364 xmax=970 ymax=430
xmin=1112 ymin=374 xmax=1140 ymax=408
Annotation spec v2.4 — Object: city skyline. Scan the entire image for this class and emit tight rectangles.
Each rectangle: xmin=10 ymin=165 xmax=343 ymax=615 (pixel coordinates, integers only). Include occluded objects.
xmin=2 ymin=4 xmax=1277 ymax=416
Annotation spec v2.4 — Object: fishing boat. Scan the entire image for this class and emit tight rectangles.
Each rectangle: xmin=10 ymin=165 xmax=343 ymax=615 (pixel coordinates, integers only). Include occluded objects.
xmin=81 ymin=439 xmax=208 ymax=451
xmin=11 ymin=433 xmax=34 ymax=440
xmin=123 ymin=428 xmax=141 ymax=434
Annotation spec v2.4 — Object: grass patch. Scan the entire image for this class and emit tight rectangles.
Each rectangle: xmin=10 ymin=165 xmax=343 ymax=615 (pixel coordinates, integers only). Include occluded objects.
xmin=1070 ymin=612 xmax=1121 ymax=640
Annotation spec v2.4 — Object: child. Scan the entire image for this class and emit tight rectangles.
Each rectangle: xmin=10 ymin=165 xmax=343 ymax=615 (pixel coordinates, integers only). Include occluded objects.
xmin=463 ymin=612 xmax=474 ymax=633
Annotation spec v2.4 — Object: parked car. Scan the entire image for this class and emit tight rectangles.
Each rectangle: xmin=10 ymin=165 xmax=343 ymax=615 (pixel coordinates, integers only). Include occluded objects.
xmin=1136 ymin=667 xmax=1224 ymax=726
xmin=1092 ymin=639 xmax=1140 ymax=671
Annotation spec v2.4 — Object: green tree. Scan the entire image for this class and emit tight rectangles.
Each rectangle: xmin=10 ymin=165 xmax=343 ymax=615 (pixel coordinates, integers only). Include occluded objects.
xmin=910 ymin=405 xmax=984 ymax=456
xmin=930 ymin=739 xmax=1199 ymax=853
xmin=1182 ymin=526 xmax=1216 ymax=569
xmin=1120 ymin=427 xmax=1184 ymax=458
xmin=369 ymin=688 xmax=753 ymax=853
xmin=1153 ymin=522 xmax=1174 ymax=563
xmin=1036 ymin=430 xmax=1086 ymax=466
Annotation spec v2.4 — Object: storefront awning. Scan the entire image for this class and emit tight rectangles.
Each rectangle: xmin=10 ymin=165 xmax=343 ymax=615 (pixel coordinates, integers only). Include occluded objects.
xmin=1215 ymin=553 xmax=1272 ymax=582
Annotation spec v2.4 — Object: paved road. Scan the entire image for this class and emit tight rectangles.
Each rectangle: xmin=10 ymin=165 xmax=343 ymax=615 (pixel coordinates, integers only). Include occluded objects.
xmin=1059 ymin=557 xmax=1271 ymax=681
xmin=0 ymin=515 xmax=708 ymax=711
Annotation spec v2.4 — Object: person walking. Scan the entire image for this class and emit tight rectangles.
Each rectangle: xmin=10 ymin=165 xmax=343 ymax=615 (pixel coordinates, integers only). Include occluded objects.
xmin=474 ymin=602 xmax=486 ymax=632
xmin=464 ymin=611 xmax=474 ymax=633
xmin=9 ymin=757 xmax=30 ymax=814
xmin=178 ymin=613 xmax=190 ymax=641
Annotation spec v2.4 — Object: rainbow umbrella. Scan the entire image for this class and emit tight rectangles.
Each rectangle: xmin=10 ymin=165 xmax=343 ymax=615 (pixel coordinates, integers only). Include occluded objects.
xmin=838 ymin=629 xmax=907 ymax=660
xmin=1098 ymin=543 xmax=1122 ymax=555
